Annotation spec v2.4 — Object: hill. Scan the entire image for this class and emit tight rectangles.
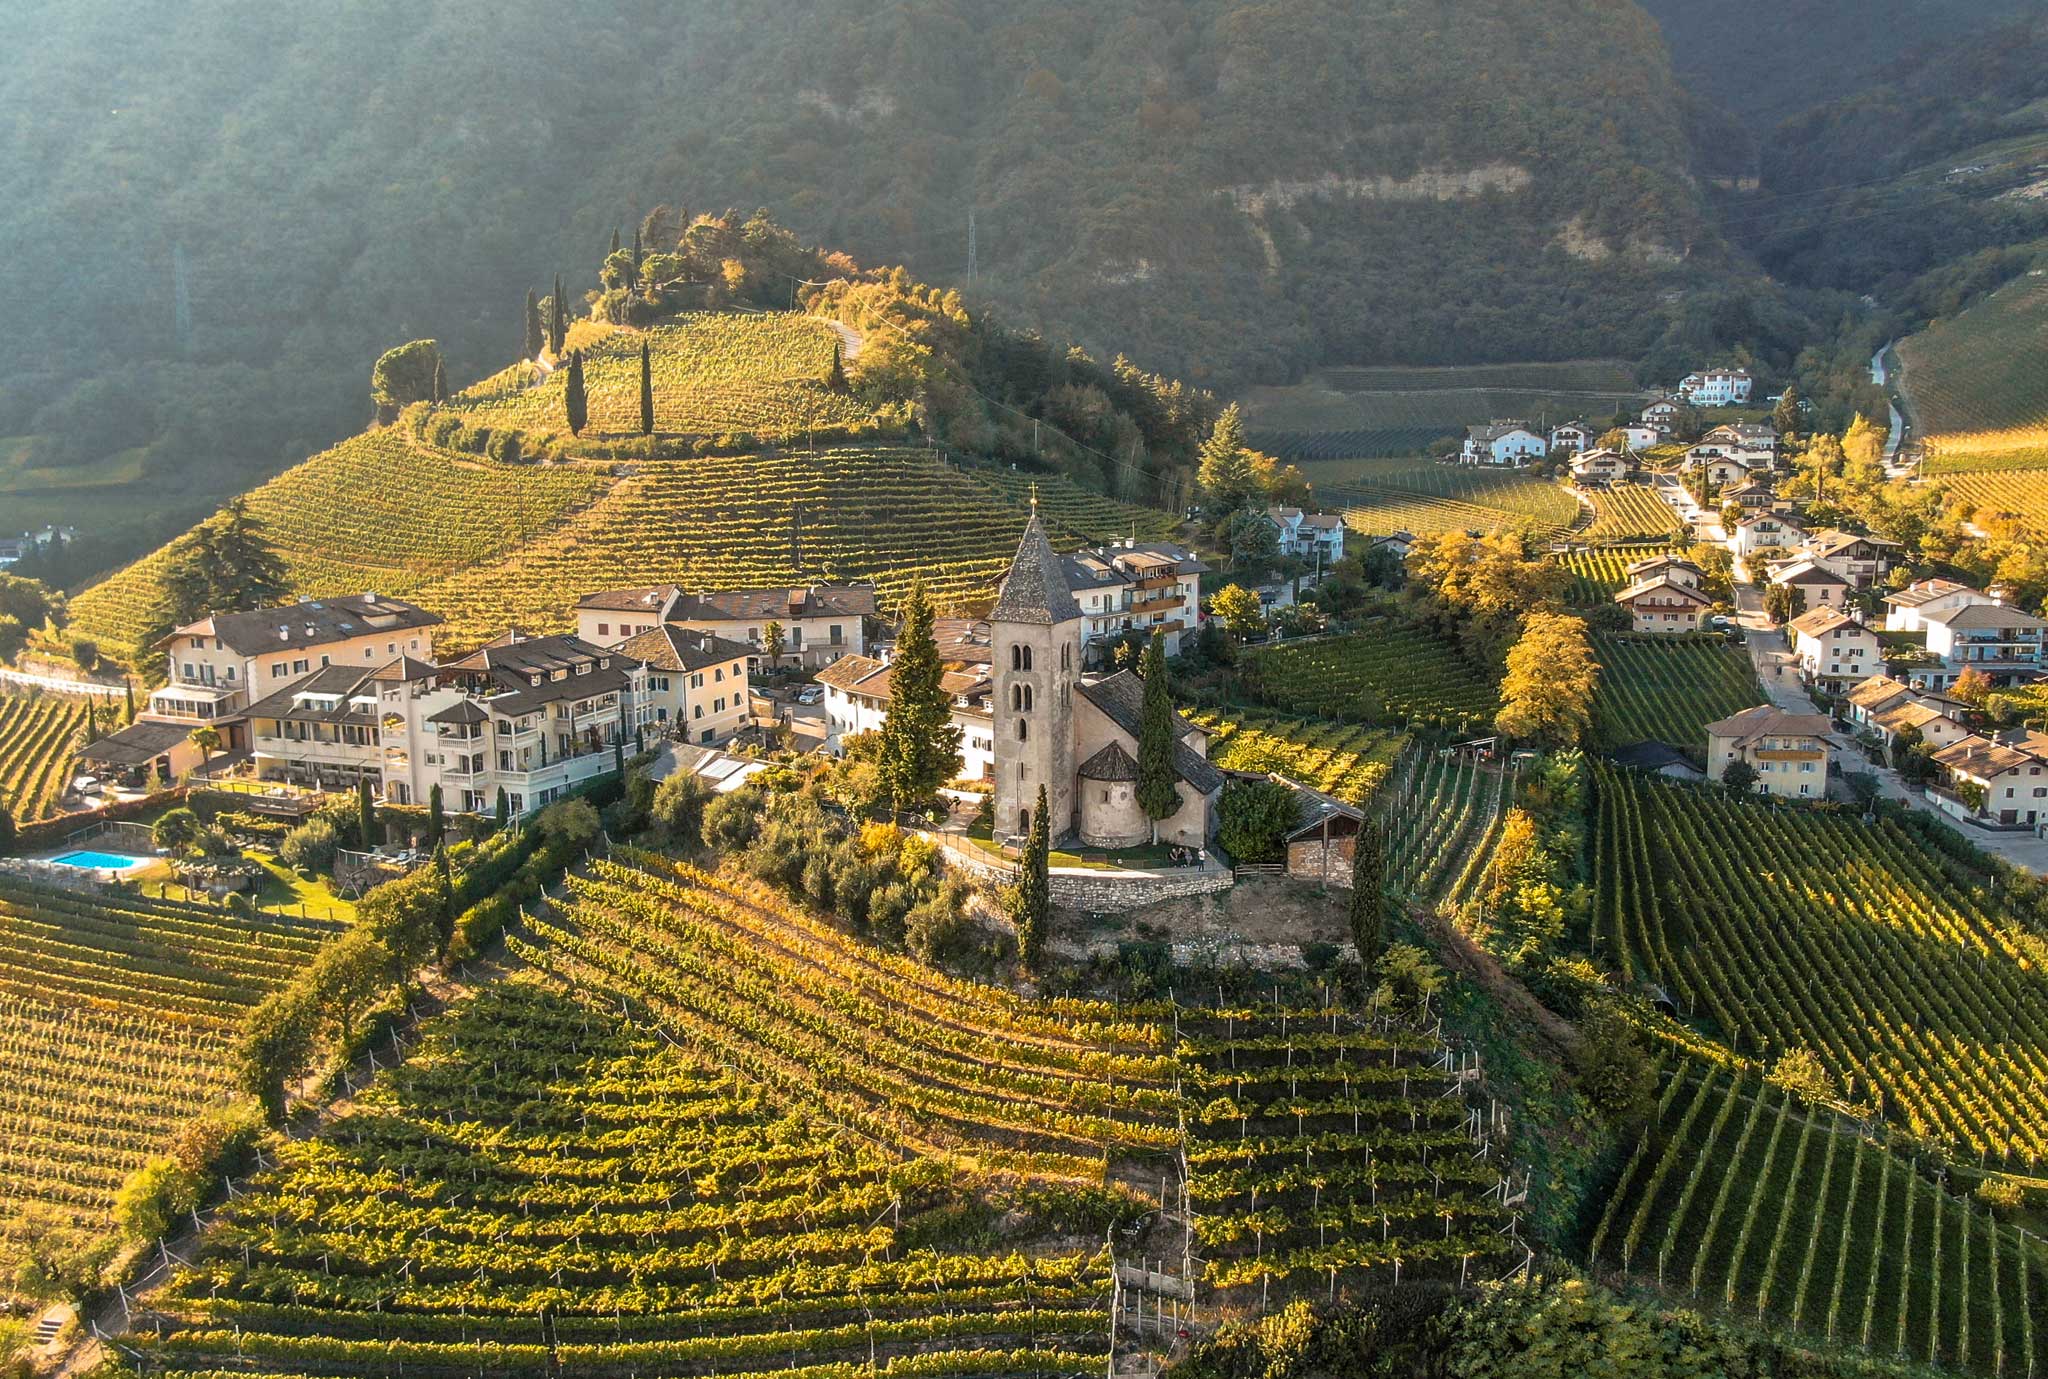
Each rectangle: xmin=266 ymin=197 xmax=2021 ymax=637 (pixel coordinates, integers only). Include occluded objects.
xmin=1898 ymin=265 xmax=2048 ymax=454
xmin=1 ymin=0 xmax=1746 ymax=571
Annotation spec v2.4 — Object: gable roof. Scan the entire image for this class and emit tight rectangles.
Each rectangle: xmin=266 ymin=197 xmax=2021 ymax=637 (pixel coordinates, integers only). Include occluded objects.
xmin=75 ymin=719 xmax=199 ymax=766
xmin=991 ymin=512 xmax=1082 ymax=624
xmin=1845 ymin=675 xmax=1915 ymax=712
xmin=666 ymin=585 xmax=877 ymax=623
xmin=814 ymin=653 xmax=988 ymax=706
xmin=617 ymin=624 xmax=753 ymax=674
xmin=1933 ymin=733 xmax=2048 ymax=778
xmin=1770 ymin=559 xmax=1851 ymax=587
xmin=241 ymin=664 xmax=382 ymax=725
xmin=1788 ymin=606 xmax=1862 ymax=638
xmin=1615 ymin=576 xmax=1711 ymax=607
xmin=1705 ymin=704 xmax=1831 ymax=747
xmin=1925 ymin=602 xmax=2048 ymax=631
xmin=167 ymin=593 xmax=442 ymax=656
xmin=1625 ymin=554 xmax=1705 ymax=581
xmin=1076 ymin=672 xmax=1222 ymax=795
xmin=575 ymin=585 xmax=680 ymax=614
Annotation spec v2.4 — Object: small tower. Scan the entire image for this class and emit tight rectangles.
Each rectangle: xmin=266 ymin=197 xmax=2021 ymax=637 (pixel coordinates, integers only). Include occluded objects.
xmin=991 ymin=497 xmax=1084 ymax=841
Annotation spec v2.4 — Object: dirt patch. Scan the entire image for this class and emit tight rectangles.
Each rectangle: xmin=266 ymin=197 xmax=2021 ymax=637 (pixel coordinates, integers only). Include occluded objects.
xmin=1053 ymin=875 xmax=1350 ymax=967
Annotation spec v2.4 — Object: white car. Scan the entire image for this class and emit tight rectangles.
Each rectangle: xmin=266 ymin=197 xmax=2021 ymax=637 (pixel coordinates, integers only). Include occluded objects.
xmin=71 ymin=775 xmax=103 ymax=796
xmin=794 ymin=686 xmax=824 ymax=705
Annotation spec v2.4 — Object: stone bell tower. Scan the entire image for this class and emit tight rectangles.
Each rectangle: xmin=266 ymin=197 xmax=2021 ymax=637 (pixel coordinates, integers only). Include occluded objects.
xmin=990 ymin=499 xmax=1084 ymax=841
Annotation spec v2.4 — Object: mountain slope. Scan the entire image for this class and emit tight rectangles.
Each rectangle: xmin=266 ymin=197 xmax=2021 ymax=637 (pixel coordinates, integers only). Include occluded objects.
xmin=2 ymin=0 xmax=1735 ymax=566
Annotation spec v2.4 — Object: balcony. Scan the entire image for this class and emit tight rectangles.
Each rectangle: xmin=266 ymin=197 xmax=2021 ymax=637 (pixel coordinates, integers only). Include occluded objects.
xmin=1130 ymin=593 xmax=1184 ymax=616
xmin=1131 ymin=573 xmax=1179 ymax=592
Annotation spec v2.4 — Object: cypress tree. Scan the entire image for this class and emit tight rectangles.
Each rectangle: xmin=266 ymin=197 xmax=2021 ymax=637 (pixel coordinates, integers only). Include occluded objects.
xmin=564 ymin=351 xmax=588 ymax=436
xmin=0 ymin=802 xmax=13 ymax=854
xmin=85 ymin=698 xmax=98 ymax=743
xmin=123 ymin=679 xmax=136 ymax=724
xmin=525 ymin=289 xmax=543 ymax=358
xmin=614 ymin=740 xmax=626 ymax=778
xmin=431 ymin=355 xmax=448 ymax=404
xmin=1348 ymin=816 xmax=1385 ymax=968
xmin=494 ymin=786 xmax=510 ymax=832
xmin=610 ymin=226 xmax=622 ymax=257
xmin=876 ymin=575 xmax=962 ymax=812
xmin=1134 ymin=630 xmax=1182 ymax=838
xmin=630 ymin=225 xmax=642 ymax=272
xmin=639 ymin=341 xmax=654 ymax=436
xmin=428 ymin=783 xmax=446 ymax=848
xmin=549 ymin=274 xmax=567 ymax=354
xmin=357 ymin=779 xmax=377 ymax=850
xmin=827 ymin=341 xmax=847 ymax=392
xmin=1015 ymin=784 xmax=1050 ymax=971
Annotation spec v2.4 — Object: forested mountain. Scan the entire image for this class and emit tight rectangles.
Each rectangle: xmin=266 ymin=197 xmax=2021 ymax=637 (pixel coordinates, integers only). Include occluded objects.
xmin=1 ymin=0 xmax=1744 ymax=567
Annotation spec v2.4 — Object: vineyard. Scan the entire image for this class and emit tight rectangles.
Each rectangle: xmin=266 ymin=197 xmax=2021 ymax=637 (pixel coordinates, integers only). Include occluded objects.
xmin=0 ymin=690 xmax=89 ymax=821
xmin=1239 ymin=628 xmax=1499 ymax=730
xmin=1188 ymin=709 xmax=1406 ymax=805
xmin=1558 ymin=546 xmax=1675 ymax=605
xmin=0 ymin=879 xmax=343 ymax=1273
xmin=1379 ymin=749 xmax=1517 ymax=910
xmin=1300 ymin=459 xmax=1580 ymax=540
xmin=1931 ymin=467 xmax=2048 ymax=534
xmin=1580 ymin=483 xmax=1683 ymax=543
xmin=1591 ymin=1065 xmax=2045 ymax=1378
xmin=454 ymin=313 xmax=876 ymax=440
xmin=1592 ymin=635 xmax=1761 ymax=758
xmin=1897 ymin=272 xmax=2048 ymax=444
xmin=1592 ymin=766 xmax=2048 ymax=1166
xmin=954 ymin=462 xmax=1181 ymax=545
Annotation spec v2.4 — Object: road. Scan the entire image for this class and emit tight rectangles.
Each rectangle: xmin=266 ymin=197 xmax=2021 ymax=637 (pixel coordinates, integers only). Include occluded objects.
xmin=1871 ymin=340 xmax=1911 ymax=475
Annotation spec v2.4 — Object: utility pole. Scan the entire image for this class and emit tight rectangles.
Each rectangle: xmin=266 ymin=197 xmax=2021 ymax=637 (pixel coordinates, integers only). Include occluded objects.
xmin=967 ymin=211 xmax=977 ymax=285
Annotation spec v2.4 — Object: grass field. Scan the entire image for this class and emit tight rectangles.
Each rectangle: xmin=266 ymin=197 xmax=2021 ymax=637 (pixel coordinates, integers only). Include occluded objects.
xmin=1301 ymin=458 xmax=1580 ymax=539
xmin=1899 ymin=270 xmax=2048 ymax=456
xmin=1592 ymin=1065 xmax=2044 ymax=1378
xmin=1592 ymin=634 xmax=1761 ymax=758
xmin=1187 ymin=708 xmax=1406 ymax=804
xmin=0 ymin=879 xmax=343 ymax=1275
xmin=0 ymin=691 xmax=89 ymax=821
xmin=1581 ymin=482 xmax=1683 ymax=543
xmin=1239 ymin=626 xmax=1500 ymax=729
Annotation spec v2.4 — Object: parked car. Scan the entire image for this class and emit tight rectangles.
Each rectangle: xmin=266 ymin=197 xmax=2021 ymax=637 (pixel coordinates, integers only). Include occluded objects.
xmin=794 ymin=685 xmax=824 ymax=705
xmin=70 ymin=775 xmax=102 ymax=796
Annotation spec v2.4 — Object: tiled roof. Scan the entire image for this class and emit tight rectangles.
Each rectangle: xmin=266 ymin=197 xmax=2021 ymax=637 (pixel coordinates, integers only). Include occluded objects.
xmin=991 ymin=513 xmax=1082 ymax=624
xmin=1076 ymin=672 xmax=1222 ymax=795
xmin=1704 ymin=704 xmax=1831 ymax=747
xmin=75 ymin=719 xmax=197 ymax=765
xmin=574 ymin=585 xmax=680 ymax=613
xmin=1845 ymin=675 xmax=1914 ymax=711
xmin=1933 ymin=734 xmax=2047 ymax=777
xmin=1788 ymin=606 xmax=1859 ymax=637
xmin=241 ymin=665 xmax=381 ymax=724
xmin=1077 ymin=742 xmax=1140 ymax=781
xmin=1883 ymin=578 xmax=1979 ymax=609
xmin=1615 ymin=576 xmax=1711 ymax=606
xmin=666 ymin=584 xmax=877 ymax=622
xmin=168 ymin=593 xmax=441 ymax=656
xmin=1926 ymin=603 xmax=2048 ymax=631
xmin=617 ymin=625 xmax=753 ymax=674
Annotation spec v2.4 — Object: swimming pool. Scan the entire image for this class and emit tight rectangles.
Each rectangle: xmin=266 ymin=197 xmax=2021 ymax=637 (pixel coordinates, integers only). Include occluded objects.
xmin=48 ymin=849 xmax=150 ymax=872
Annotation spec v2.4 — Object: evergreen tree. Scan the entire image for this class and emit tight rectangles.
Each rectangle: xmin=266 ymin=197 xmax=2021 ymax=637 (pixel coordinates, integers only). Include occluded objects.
xmin=1014 ymin=784 xmax=1050 ymax=970
xmin=609 ymin=226 xmax=622 ymax=257
xmin=494 ymin=786 xmax=510 ymax=831
xmin=630 ymin=225 xmax=642 ymax=272
xmin=431 ymin=355 xmax=448 ymax=404
xmin=565 ymin=351 xmax=588 ymax=436
xmin=357 ymin=779 xmax=378 ymax=850
xmin=1196 ymin=403 xmax=1260 ymax=514
xmin=827 ymin=341 xmax=848 ymax=391
xmin=123 ymin=679 xmax=135 ymax=724
xmin=85 ymin=697 xmax=98 ymax=743
xmin=1773 ymin=384 xmax=1802 ymax=443
xmin=1348 ymin=816 xmax=1384 ymax=967
xmin=1134 ymin=630 xmax=1182 ymax=836
xmin=209 ymin=498 xmax=290 ymax=612
xmin=614 ymin=740 xmax=626 ymax=778
xmin=525 ymin=289 xmax=543 ymax=359
xmin=0 ymin=802 xmax=13 ymax=855
xmin=639 ymin=341 xmax=655 ymax=436
xmin=876 ymin=575 xmax=962 ymax=811
xmin=549 ymin=274 xmax=567 ymax=354
xmin=427 ymin=783 xmax=446 ymax=848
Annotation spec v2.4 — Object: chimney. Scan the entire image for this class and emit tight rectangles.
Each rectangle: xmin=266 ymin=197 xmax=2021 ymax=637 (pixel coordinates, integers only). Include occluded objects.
xmin=362 ymin=590 xmax=379 ymax=603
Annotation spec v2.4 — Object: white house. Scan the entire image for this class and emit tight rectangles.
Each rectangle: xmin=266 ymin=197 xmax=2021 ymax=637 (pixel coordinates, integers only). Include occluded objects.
xmin=1570 ymin=448 xmax=1630 ymax=484
xmin=1705 ymin=705 xmax=1831 ymax=798
xmin=1549 ymin=420 xmax=1598 ymax=454
xmin=616 ymin=625 xmax=755 ymax=745
xmin=1768 ymin=558 xmax=1853 ymax=610
xmin=1625 ymin=553 xmax=1707 ymax=588
xmin=575 ymin=584 xmax=877 ymax=669
xmin=1788 ymin=606 xmax=1880 ymax=690
xmin=1616 ymin=424 xmax=1661 ymax=451
xmin=1796 ymin=531 xmax=1902 ymax=590
xmin=1642 ymin=397 xmax=1685 ymax=427
xmin=1058 ymin=540 xmax=1209 ymax=663
xmin=1731 ymin=509 xmax=1806 ymax=560
xmin=1882 ymin=578 xmax=1992 ymax=634
xmin=1931 ymin=731 xmax=2048 ymax=829
xmin=1614 ymin=576 xmax=1713 ymax=634
xmin=1263 ymin=508 xmax=1347 ymax=566
xmin=1701 ymin=423 xmax=1777 ymax=464
xmin=1843 ymin=675 xmax=1970 ymax=751
xmin=1679 ymin=368 xmax=1755 ymax=406
xmin=1921 ymin=602 xmax=2048 ymax=689
xmin=1461 ymin=422 xmax=1547 ymax=466
xmin=1684 ymin=447 xmax=1753 ymax=488
xmin=815 ymin=653 xmax=998 ymax=782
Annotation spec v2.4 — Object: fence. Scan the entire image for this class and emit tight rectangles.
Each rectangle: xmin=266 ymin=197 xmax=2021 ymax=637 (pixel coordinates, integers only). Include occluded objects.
xmin=61 ymin=818 xmax=158 ymax=853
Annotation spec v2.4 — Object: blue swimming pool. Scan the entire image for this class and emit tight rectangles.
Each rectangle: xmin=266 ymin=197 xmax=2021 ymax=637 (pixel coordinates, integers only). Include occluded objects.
xmin=49 ymin=849 xmax=150 ymax=872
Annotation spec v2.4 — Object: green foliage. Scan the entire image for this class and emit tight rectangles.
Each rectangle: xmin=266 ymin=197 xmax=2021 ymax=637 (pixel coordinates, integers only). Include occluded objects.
xmin=1214 ymin=778 xmax=1297 ymax=863
xmin=233 ymin=984 xmax=319 ymax=1125
xmin=279 ymin=816 xmax=337 ymax=872
xmin=0 ymin=690 xmax=91 ymax=823
xmin=876 ymin=575 xmax=961 ymax=812
xmin=650 ymin=769 xmax=712 ymax=848
xmin=1134 ymin=631 xmax=1181 ymax=826
xmin=1441 ymin=1275 xmax=1754 ymax=1379
xmin=369 ymin=340 xmax=442 ymax=422
xmin=563 ymin=349 xmax=588 ymax=436
xmin=1574 ymin=1002 xmax=1658 ymax=1126
xmin=1014 ymin=785 xmax=1050 ymax=970
xmin=1348 ymin=815 xmax=1385 ymax=965
xmin=154 ymin=497 xmax=290 ymax=636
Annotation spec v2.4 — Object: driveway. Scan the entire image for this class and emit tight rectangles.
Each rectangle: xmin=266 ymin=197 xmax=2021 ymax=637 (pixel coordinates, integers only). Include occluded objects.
xmin=1732 ymin=579 xmax=1810 ymax=713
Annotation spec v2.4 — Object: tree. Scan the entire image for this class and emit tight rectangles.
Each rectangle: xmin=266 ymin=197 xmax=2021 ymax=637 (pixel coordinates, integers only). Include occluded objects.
xmin=876 ymin=576 xmax=961 ymax=811
xmin=564 ymin=350 xmax=588 ymax=436
xmin=630 ymin=224 xmax=643 ymax=272
xmin=1953 ymin=666 xmax=1993 ymax=708
xmin=311 ymin=929 xmax=390 ymax=1043
xmin=1223 ymin=509 xmax=1281 ymax=575
xmin=152 ymin=807 xmax=203 ymax=853
xmin=762 ymin=620 xmax=785 ymax=665
xmin=1134 ymin=630 xmax=1182 ymax=835
xmin=1011 ymin=784 xmax=1050 ymax=970
xmin=1841 ymin=413 xmax=1885 ymax=491
xmin=1774 ymin=384 xmax=1802 ymax=443
xmin=431 ymin=354 xmax=448 ymax=404
xmin=549 ymin=273 xmax=567 ymax=354
xmin=188 ymin=724 xmax=220 ymax=767
xmin=651 ymin=770 xmax=713 ymax=848
xmin=370 ymin=339 xmax=442 ymax=422
xmin=234 ymin=985 xmax=318 ymax=1125
xmin=427 ymin=783 xmax=446 ymax=848
xmin=210 ymin=498 xmax=290 ymax=611
xmin=1762 ymin=583 xmax=1795 ymax=625
xmin=124 ymin=678 xmax=136 ymax=723
xmin=1495 ymin=613 xmax=1598 ymax=749
xmin=609 ymin=225 xmax=622 ymax=257
xmin=639 ymin=341 xmax=655 ymax=436
xmin=1197 ymin=404 xmax=1260 ymax=514
xmin=827 ymin=341 xmax=848 ymax=391
xmin=357 ymin=778 xmax=378 ymax=850
xmin=1210 ymin=584 xmax=1265 ymax=639
xmin=1721 ymin=759 xmax=1757 ymax=794
xmin=1215 ymin=779 xmax=1297 ymax=861
xmin=524 ymin=289 xmax=543 ymax=359
xmin=1575 ymin=1001 xmax=1657 ymax=1125
xmin=0 ymin=802 xmax=14 ymax=854
xmin=495 ymin=786 xmax=510 ymax=831
xmin=1348 ymin=816 xmax=1384 ymax=966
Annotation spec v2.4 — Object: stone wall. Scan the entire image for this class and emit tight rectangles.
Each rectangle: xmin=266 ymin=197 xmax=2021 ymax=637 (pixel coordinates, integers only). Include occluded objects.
xmin=1288 ymin=836 xmax=1356 ymax=887
xmin=1047 ymin=867 xmax=1234 ymax=913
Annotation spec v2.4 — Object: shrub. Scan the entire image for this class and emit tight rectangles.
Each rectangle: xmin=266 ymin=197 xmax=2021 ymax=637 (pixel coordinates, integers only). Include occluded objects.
xmin=279 ymin=816 xmax=338 ymax=871
xmin=905 ymin=880 xmax=971 ymax=963
xmin=1216 ymin=778 xmax=1300 ymax=863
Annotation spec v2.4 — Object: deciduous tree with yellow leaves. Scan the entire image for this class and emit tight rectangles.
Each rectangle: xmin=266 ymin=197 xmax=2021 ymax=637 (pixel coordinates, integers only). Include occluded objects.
xmin=1495 ymin=612 xmax=1598 ymax=749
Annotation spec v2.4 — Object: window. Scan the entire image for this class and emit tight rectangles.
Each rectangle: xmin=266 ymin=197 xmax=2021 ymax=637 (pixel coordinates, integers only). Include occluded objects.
xmin=1061 ymin=643 xmax=1071 ymax=671
xmin=714 ymin=696 xmax=726 ymax=712
xmin=597 ymin=623 xmax=609 ymax=637
xmin=1012 ymin=644 xmax=1034 ymax=672
xmin=271 ymin=662 xmax=287 ymax=678
xmin=714 ymin=668 xmax=723 ymax=682
xmin=1011 ymin=684 xmax=1034 ymax=711
xmin=693 ymin=704 xmax=704 ymax=719
xmin=830 ymin=624 xmax=843 ymax=645
xmin=292 ymin=659 xmax=309 ymax=675
xmin=1016 ymin=719 xmax=1028 ymax=741
xmin=320 ymin=655 xmax=330 ymax=667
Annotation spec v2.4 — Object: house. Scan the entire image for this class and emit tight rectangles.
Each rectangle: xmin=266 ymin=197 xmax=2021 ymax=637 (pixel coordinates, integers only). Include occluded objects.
xmin=1461 ymin=422 xmax=1547 ymax=466
xmin=1642 ymin=397 xmax=1685 ymax=427
xmin=1701 ymin=423 xmax=1777 ymax=464
xmin=1684 ymin=447 xmax=1753 ymax=488
xmin=616 ymin=625 xmax=754 ymax=745
xmin=1788 ymin=607 xmax=1879 ymax=690
xmin=1731 ymin=509 xmax=1806 ymax=559
xmin=1058 ymin=540 xmax=1209 ymax=663
xmin=815 ymin=654 xmax=997 ymax=781
xmin=1921 ymin=602 xmax=2048 ymax=689
xmin=1365 ymin=530 xmax=1417 ymax=562
xmin=1678 ymin=368 xmax=1755 ymax=406
xmin=1615 ymin=424 xmax=1661 ymax=452
xmin=81 ymin=593 xmax=445 ymax=780
xmin=1720 ymin=478 xmax=1778 ymax=514
xmin=1768 ymin=558 xmax=1853 ymax=610
xmin=1549 ymin=420 xmax=1599 ymax=454
xmin=1930 ymin=730 xmax=2048 ymax=828
xmin=1264 ymin=508 xmax=1348 ymax=566
xmin=576 ymin=584 xmax=876 ymax=669
xmin=1614 ymin=575 xmax=1713 ymax=634
xmin=1270 ymin=777 xmax=1364 ymax=885
xmin=1705 ymin=705 xmax=1831 ymax=798
xmin=1842 ymin=675 xmax=1971 ymax=751
xmin=1882 ymin=578 xmax=1991 ymax=634
xmin=1570 ymin=448 xmax=1630 ymax=484
xmin=1625 ymin=553 xmax=1707 ymax=588
xmin=989 ymin=512 xmax=1222 ymax=848
xmin=1797 ymin=530 xmax=1902 ymax=589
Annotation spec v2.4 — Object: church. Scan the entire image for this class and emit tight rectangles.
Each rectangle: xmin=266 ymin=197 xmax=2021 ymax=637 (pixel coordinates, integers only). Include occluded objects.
xmin=988 ymin=509 xmax=1223 ymax=848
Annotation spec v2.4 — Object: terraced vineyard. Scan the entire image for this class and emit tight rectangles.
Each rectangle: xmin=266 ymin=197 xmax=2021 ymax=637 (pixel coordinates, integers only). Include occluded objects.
xmin=0 ymin=879 xmax=343 ymax=1272
xmin=1592 ymin=1066 xmax=2045 ymax=1378
xmin=1380 ymin=749 xmax=1517 ymax=910
xmin=1180 ymin=1005 xmax=1515 ymax=1300
xmin=1934 ymin=467 xmax=2048 ymax=533
xmin=1558 ymin=546 xmax=1675 ymax=605
xmin=454 ymin=313 xmax=876 ymax=439
xmin=1240 ymin=628 xmax=1499 ymax=730
xmin=69 ymin=430 xmax=610 ymax=653
xmin=0 ymin=690 xmax=89 ymax=821
xmin=1299 ymin=459 xmax=1580 ymax=540
xmin=1897 ymin=272 xmax=2048 ymax=445
xmin=1188 ymin=709 xmax=1406 ymax=805
xmin=1592 ymin=634 xmax=1761 ymax=758
xmin=1581 ymin=483 xmax=1683 ymax=543
xmin=1592 ymin=765 xmax=2048 ymax=1166
xmin=955 ymin=461 xmax=1181 ymax=545
xmin=136 ymin=975 xmax=1118 ymax=1379
xmin=1921 ymin=447 xmax=2048 ymax=476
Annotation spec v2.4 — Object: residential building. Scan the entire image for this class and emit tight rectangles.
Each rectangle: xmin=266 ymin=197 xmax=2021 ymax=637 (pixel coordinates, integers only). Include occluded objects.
xmin=1882 ymin=578 xmax=1991 ymax=634
xmin=1768 ymin=558 xmax=1853 ymax=610
xmin=1921 ymin=602 xmax=2048 ymax=689
xmin=1930 ymin=731 xmax=2048 ymax=828
xmin=1720 ymin=478 xmax=1779 ymax=514
xmin=1549 ymin=420 xmax=1598 ymax=454
xmin=1700 ymin=422 xmax=1777 ymax=464
xmin=1058 ymin=540 xmax=1208 ymax=664
xmin=1460 ymin=422 xmax=1547 ymax=466
xmin=1615 ymin=575 xmax=1712 ymax=634
xmin=575 ymin=584 xmax=877 ymax=669
xmin=1842 ymin=676 xmax=1971 ymax=752
xmin=1615 ymin=424 xmax=1661 ymax=452
xmin=988 ymin=512 xmax=1221 ymax=848
xmin=815 ymin=654 xmax=998 ymax=781
xmin=1731 ymin=509 xmax=1806 ymax=559
xmin=1685 ymin=448 xmax=1752 ymax=488
xmin=1263 ymin=507 xmax=1347 ymax=566
xmin=1570 ymin=448 xmax=1630 ymax=484
xmin=1788 ymin=607 xmax=1879 ymax=690
xmin=1678 ymin=368 xmax=1755 ymax=406
xmin=1642 ymin=397 xmax=1685 ymax=427
xmin=1795 ymin=530 xmax=1901 ymax=589
xmin=1366 ymin=530 xmax=1417 ymax=562
xmin=616 ymin=625 xmax=754 ymax=744
xmin=1705 ymin=705 xmax=1831 ymax=798
xmin=1625 ymin=554 xmax=1706 ymax=588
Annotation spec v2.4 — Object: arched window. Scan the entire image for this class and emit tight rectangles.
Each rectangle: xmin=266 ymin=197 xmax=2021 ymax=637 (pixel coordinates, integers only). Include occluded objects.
xmin=1016 ymin=719 xmax=1029 ymax=741
xmin=1011 ymin=644 xmax=1034 ymax=672
xmin=1061 ymin=643 xmax=1070 ymax=672
xmin=1010 ymin=684 xmax=1033 ymax=712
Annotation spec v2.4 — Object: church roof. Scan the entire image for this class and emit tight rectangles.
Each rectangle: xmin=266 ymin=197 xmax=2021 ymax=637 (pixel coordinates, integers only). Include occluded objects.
xmin=990 ymin=512 xmax=1081 ymax=625
xmin=1077 ymin=741 xmax=1140 ymax=781
xmin=1077 ymin=672 xmax=1223 ymax=795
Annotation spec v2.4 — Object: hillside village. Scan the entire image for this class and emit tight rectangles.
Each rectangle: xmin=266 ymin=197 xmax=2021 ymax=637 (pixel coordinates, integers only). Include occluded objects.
xmin=2 ymin=202 xmax=2048 ymax=1379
